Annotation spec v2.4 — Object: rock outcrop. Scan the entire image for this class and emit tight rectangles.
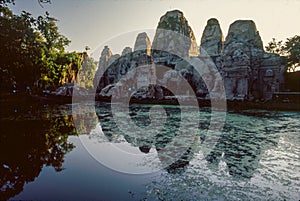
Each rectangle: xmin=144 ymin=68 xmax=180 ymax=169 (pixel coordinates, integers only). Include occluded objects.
xmin=200 ymin=18 xmax=223 ymax=56
xmin=151 ymin=10 xmax=198 ymax=62
xmin=133 ymin=32 xmax=151 ymax=55
xmin=51 ymin=83 xmax=88 ymax=96
xmin=98 ymin=46 xmax=113 ymax=68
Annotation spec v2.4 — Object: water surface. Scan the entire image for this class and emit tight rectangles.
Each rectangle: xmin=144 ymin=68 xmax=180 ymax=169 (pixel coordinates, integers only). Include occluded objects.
xmin=0 ymin=98 xmax=299 ymax=200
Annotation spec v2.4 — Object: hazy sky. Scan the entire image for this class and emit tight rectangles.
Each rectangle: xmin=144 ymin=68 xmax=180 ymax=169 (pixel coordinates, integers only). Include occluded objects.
xmin=10 ymin=0 xmax=300 ymax=59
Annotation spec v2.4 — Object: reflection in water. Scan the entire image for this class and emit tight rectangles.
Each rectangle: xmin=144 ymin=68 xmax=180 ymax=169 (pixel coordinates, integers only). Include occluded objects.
xmin=91 ymin=104 xmax=299 ymax=199
xmin=95 ymin=103 xmax=274 ymax=175
xmin=145 ymin=110 xmax=300 ymax=200
xmin=0 ymin=115 xmax=75 ymax=200
xmin=205 ymin=111 xmax=281 ymax=179
xmin=0 ymin=98 xmax=299 ymax=200
xmin=94 ymin=103 xmax=200 ymax=173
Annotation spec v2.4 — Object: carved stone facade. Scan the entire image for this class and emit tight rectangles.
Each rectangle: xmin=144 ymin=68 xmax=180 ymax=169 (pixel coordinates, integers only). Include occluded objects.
xmin=94 ymin=11 xmax=285 ymax=101
xmin=199 ymin=18 xmax=284 ymax=100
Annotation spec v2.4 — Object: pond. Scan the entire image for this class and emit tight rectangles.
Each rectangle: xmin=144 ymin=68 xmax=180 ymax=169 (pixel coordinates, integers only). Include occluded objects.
xmin=0 ymin=96 xmax=299 ymax=200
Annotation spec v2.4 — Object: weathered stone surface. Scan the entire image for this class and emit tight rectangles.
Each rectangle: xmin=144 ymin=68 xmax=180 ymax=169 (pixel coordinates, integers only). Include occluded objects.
xmin=94 ymin=46 xmax=113 ymax=91
xmin=131 ymin=85 xmax=164 ymax=100
xmin=222 ymin=66 xmax=251 ymax=100
xmin=95 ymin=49 xmax=154 ymax=97
xmin=98 ymin=46 xmax=113 ymax=68
xmin=220 ymin=20 xmax=285 ymax=100
xmin=224 ymin=20 xmax=263 ymax=51
xmin=107 ymin=54 xmax=120 ymax=66
xmin=151 ymin=10 xmax=198 ymax=60
xmin=261 ymin=52 xmax=281 ymax=66
xmin=133 ymin=32 xmax=151 ymax=55
xmin=200 ymin=18 xmax=223 ymax=56
xmin=121 ymin=47 xmax=132 ymax=56
xmin=99 ymin=84 xmax=115 ymax=97
xmin=94 ymin=13 xmax=286 ymax=102
xmin=175 ymin=58 xmax=205 ymax=95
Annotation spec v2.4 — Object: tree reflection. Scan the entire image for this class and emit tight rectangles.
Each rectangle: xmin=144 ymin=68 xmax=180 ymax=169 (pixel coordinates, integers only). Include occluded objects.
xmin=0 ymin=116 xmax=75 ymax=200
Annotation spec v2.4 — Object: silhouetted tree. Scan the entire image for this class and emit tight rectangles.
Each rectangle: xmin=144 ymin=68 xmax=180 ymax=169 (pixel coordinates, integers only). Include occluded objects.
xmin=265 ymin=36 xmax=300 ymax=72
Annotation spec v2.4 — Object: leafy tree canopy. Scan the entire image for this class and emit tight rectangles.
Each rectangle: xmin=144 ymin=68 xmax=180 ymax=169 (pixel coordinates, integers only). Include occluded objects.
xmin=0 ymin=1 xmax=96 ymax=92
xmin=265 ymin=35 xmax=300 ymax=72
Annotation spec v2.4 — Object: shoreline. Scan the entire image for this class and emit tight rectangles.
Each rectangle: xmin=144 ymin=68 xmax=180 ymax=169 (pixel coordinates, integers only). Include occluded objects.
xmin=1 ymin=93 xmax=298 ymax=111
xmin=26 ymin=94 xmax=300 ymax=111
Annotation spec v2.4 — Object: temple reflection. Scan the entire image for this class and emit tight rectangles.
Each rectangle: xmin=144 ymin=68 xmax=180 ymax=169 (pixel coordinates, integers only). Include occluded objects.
xmin=205 ymin=111 xmax=280 ymax=179
xmin=95 ymin=104 xmax=281 ymax=177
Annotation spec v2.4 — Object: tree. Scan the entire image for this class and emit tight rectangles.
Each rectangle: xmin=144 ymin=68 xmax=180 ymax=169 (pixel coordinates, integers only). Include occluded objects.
xmin=265 ymin=36 xmax=300 ymax=72
xmin=0 ymin=5 xmax=42 ymax=90
xmin=36 ymin=12 xmax=70 ymax=52
xmin=78 ymin=54 xmax=97 ymax=89
xmin=284 ymin=35 xmax=300 ymax=72
xmin=265 ymin=38 xmax=285 ymax=55
xmin=0 ymin=1 xmax=85 ymax=92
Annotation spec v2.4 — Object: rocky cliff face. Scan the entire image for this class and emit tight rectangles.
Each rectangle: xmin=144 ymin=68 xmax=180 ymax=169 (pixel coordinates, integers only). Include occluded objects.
xmin=99 ymin=46 xmax=113 ymax=67
xmin=151 ymin=10 xmax=198 ymax=60
xmin=200 ymin=18 xmax=223 ymax=56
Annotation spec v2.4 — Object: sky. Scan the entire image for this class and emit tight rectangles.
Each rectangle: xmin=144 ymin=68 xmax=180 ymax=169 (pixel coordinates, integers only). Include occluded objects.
xmin=9 ymin=0 xmax=300 ymax=59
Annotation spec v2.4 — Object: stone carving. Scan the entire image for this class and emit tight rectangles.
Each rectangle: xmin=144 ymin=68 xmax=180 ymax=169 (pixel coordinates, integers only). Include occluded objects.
xmin=219 ymin=20 xmax=284 ymax=100
xmin=200 ymin=18 xmax=223 ymax=56
xmin=93 ymin=10 xmax=285 ymax=102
